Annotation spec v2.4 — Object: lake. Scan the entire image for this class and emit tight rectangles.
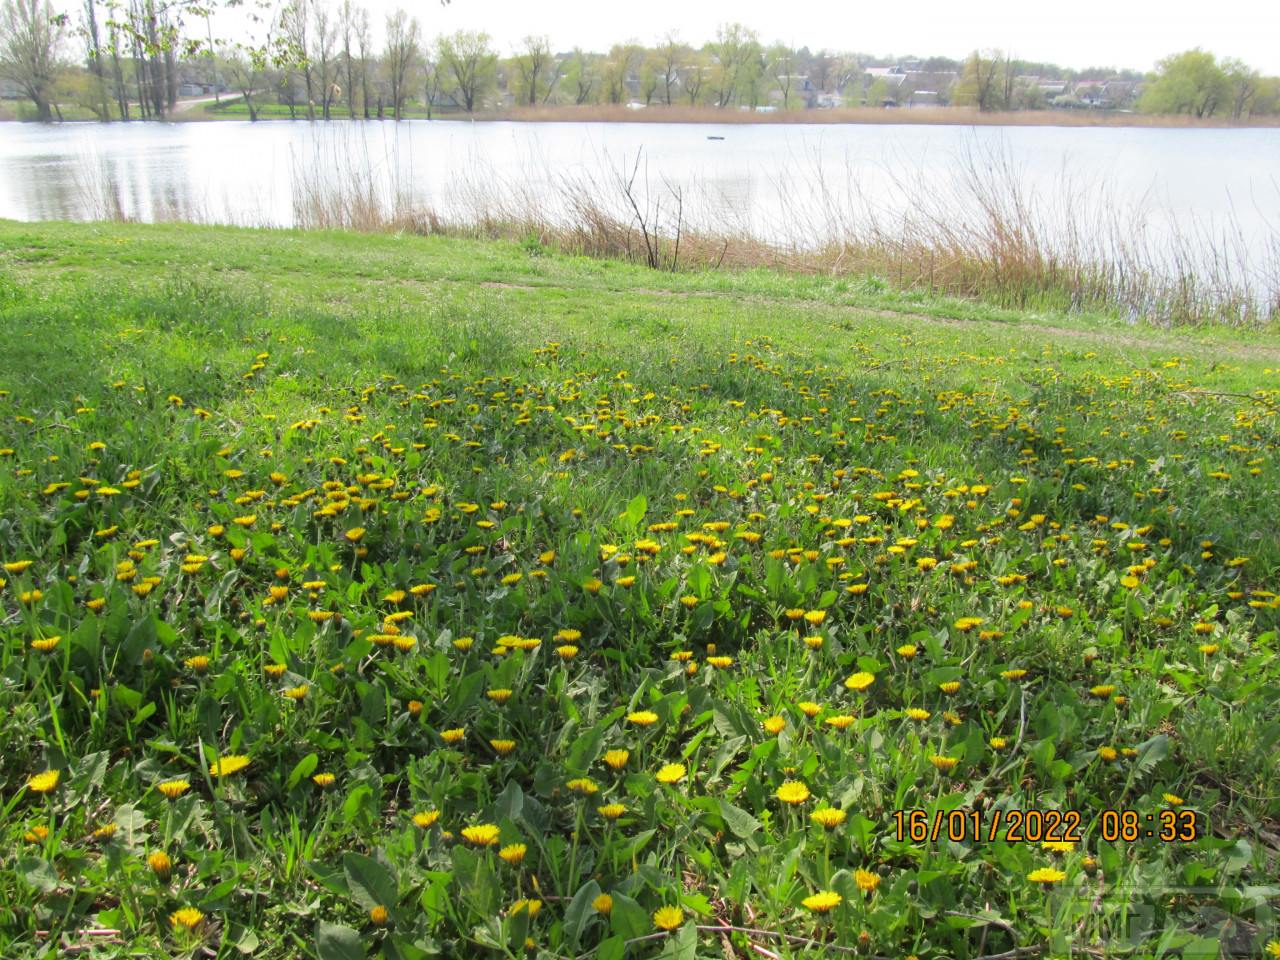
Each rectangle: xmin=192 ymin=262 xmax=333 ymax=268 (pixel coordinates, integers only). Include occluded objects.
xmin=2 ymin=120 xmax=1277 ymax=277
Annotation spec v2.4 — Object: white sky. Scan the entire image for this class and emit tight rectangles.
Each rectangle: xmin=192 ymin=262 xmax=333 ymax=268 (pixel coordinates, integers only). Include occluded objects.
xmin=347 ymin=0 xmax=1279 ymax=74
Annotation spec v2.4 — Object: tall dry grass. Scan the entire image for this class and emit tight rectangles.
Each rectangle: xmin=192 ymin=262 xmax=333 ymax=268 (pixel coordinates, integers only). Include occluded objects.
xmin=487 ymin=104 xmax=1280 ymax=130
xmin=64 ymin=125 xmax=1278 ymax=328
xmin=284 ymin=135 xmax=1278 ymax=328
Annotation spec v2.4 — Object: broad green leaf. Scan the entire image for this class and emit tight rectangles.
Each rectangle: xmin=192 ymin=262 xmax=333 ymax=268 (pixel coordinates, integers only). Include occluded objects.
xmin=316 ymin=922 xmax=363 ymax=960
xmin=343 ymin=852 xmax=397 ymax=911
xmin=287 ymin=752 xmax=320 ymax=789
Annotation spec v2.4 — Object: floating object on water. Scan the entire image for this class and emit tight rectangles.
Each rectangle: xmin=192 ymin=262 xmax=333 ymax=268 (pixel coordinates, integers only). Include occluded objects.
xmin=707 ymin=135 xmax=725 ymax=141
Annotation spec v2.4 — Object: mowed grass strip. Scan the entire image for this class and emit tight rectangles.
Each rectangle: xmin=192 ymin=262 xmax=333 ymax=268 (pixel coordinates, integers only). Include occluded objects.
xmin=0 ymin=221 xmax=1277 ymax=959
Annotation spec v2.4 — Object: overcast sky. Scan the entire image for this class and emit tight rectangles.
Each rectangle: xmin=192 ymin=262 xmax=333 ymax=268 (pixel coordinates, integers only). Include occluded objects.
xmin=295 ymin=0 xmax=1280 ymax=74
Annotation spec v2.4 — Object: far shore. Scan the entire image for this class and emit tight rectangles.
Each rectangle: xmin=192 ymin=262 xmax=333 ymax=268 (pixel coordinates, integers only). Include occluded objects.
xmin=4 ymin=99 xmax=1280 ymax=129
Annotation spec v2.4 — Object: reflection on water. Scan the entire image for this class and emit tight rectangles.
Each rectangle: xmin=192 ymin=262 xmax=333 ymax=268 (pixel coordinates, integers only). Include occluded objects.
xmin=1 ymin=119 xmax=1278 ymax=259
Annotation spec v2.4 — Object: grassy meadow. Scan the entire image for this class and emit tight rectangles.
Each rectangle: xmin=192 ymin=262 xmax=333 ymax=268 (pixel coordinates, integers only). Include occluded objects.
xmin=0 ymin=220 xmax=1277 ymax=959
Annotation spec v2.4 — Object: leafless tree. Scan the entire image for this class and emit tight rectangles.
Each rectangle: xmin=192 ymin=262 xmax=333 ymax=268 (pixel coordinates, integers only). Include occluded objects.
xmin=0 ymin=0 xmax=64 ymax=121
xmin=383 ymin=8 xmax=419 ymax=119
xmin=437 ymin=30 xmax=494 ymax=113
xmin=511 ymin=33 xmax=550 ymax=106
xmin=283 ymin=0 xmax=315 ymax=119
xmin=658 ymin=32 xmax=685 ymax=105
xmin=311 ymin=0 xmax=336 ymax=118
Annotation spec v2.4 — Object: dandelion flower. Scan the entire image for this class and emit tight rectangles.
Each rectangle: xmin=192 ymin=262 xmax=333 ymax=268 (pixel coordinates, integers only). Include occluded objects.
xmin=369 ymin=905 xmax=389 ymax=926
xmin=593 ymin=893 xmax=613 ymax=914
xmin=157 ymin=779 xmax=190 ymax=799
xmin=209 ymin=755 xmax=250 ymax=778
xmin=460 ymin=824 xmax=501 ymax=846
xmin=655 ymin=763 xmax=686 ymax=784
xmin=626 ymin=710 xmax=658 ymax=726
xmin=412 ymin=810 xmax=440 ymax=828
xmin=27 ymin=770 xmax=60 ymax=793
xmin=811 ymin=807 xmax=847 ymax=828
xmin=653 ymin=905 xmax=684 ymax=931
xmin=602 ymin=749 xmax=630 ymax=769
xmin=802 ymin=891 xmax=842 ymax=912
xmin=598 ymin=803 xmax=627 ymax=819
xmin=1027 ymin=867 xmax=1066 ymax=885
xmin=170 ymin=907 xmax=204 ymax=931
xmin=844 ymin=671 xmax=875 ymax=691
xmin=499 ymin=843 xmax=527 ymax=865
xmin=854 ymin=869 xmax=881 ymax=892
xmin=148 ymin=850 xmax=172 ymax=879
xmin=776 ymin=780 xmax=811 ymax=805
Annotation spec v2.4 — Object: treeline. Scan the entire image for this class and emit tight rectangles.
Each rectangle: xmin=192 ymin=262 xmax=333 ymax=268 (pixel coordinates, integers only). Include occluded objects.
xmin=2 ymin=0 xmax=1278 ymax=122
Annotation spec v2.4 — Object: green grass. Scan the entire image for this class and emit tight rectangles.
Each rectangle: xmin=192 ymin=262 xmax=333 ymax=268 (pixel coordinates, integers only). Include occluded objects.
xmin=0 ymin=220 xmax=1277 ymax=959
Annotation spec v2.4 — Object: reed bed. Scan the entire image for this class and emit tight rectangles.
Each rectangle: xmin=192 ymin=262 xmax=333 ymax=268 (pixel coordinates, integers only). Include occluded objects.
xmin=68 ymin=125 xmax=1279 ymax=328
xmin=283 ymin=135 xmax=1279 ymax=328
xmin=488 ymin=103 xmax=1280 ymax=129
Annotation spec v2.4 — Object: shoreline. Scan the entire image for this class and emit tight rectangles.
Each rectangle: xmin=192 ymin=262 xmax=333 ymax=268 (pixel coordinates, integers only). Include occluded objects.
xmin=4 ymin=102 xmax=1279 ymax=129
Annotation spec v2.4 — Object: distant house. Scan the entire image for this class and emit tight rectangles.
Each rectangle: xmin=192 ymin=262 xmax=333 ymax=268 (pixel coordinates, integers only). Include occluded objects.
xmin=906 ymin=89 xmax=941 ymax=107
xmin=1102 ymin=80 xmax=1140 ymax=107
xmin=1074 ymin=82 xmax=1111 ymax=108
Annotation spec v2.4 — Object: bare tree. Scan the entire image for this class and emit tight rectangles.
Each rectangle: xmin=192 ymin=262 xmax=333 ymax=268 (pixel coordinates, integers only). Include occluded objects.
xmin=510 ymin=33 xmax=550 ymax=106
xmin=337 ymin=0 xmax=356 ymax=117
xmin=283 ymin=0 xmax=315 ymax=119
xmin=768 ymin=43 xmax=795 ymax=109
xmin=601 ymin=41 xmax=638 ymax=104
xmin=383 ymin=8 xmax=419 ymax=119
xmin=353 ymin=2 xmax=370 ymax=117
xmin=706 ymin=22 xmax=760 ymax=108
xmin=0 ymin=0 xmax=64 ymax=120
xmin=79 ymin=0 xmax=112 ymax=119
xmin=679 ymin=50 xmax=708 ymax=105
xmin=437 ymin=29 xmax=494 ymax=113
xmin=422 ymin=49 xmax=441 ymax=117
xmin=658 ymin=31 xmax=685 ymax=106
xmin=311 ymin=0 xmax=336 ymax=118
xmin=563 ymin=47 xmax=595 ymax=104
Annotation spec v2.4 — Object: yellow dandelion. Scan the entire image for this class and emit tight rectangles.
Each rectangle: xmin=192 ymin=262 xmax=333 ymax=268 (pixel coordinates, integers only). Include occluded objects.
xmin=499 ymin=843 xmax=527 ymax=865
xmin=802 ymin=891 xmax=842 ymax=912
xmin=1027 ymin=867 xmax=1066 ymax=885
xmin=653 ymin=905 xmax=684 ymax=931
xmin=810 ymin=807 xmax=847 ymax=828
xmin=460 ymin=824 xmax=501 ymax=846
xmin=170 ymin=907 xmax=204 ymax=931
xmin=27 ymin=770 xmax=60 ymax=793
xmin=854 ymin=869 xmax=881 ymax=892
xmin=157 ymin=779 xmax=190 ymax=799
xmin=209 ymin=755 xmax=250 ymax=778
xmin=775 ymin=780 xmax=811 ymax=804
xmin=655 ymin=763 xmax=686 ymax=784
